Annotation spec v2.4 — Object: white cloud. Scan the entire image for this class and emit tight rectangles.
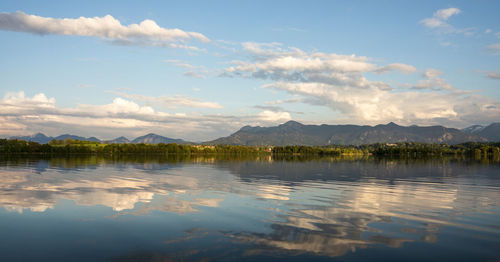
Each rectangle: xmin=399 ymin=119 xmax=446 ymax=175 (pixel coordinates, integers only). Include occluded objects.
xmin=223 ymin=44 xmax=414 ymax=88
xmin=0 ymin=11 xmax=209 ymax=47
xmin=263 ymin=81 xmax=499 ymax=126
xmin=412 ymin=69 xmax=453 ymax=91
xmin=109 ymin=91 xmax=223 ymax=109
xmin=422 ymin=69 xmax=443 ymax=79
xmin=373 ymin=63 xmax=417 ymax=74
xmin=420 ymin=7 xmax=475 ymax=37
xmin=485 ymin=29 xmax=492 ymax=34
xmin=421 ymin=18 xmax=446 ymax=29
xmin=223 ymin=44 xmax=500 ymax=127
xmin=434 ymin=8 xmax=461 ymax=20
xmin=77 ymin=97 xmax=157 ymax=115
xmin=0 ymin=91 xmax=292 ymax=140
xmin=242 ymin=42 xmax=286 ymax=57
xmin=486 ymin=72 xmax=500 ymax=80
xmin=257 ymin=110 xmax=291 ymax=122
xmin=420 ymin=7 xmax=461 ymax=30
xmin=2 ymin=91 xmax=55 ymax=108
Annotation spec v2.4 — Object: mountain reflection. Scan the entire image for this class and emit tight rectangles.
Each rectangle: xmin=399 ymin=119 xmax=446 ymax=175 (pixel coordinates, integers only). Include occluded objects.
xmin=0 ymin=156 xmax=499 ymax=259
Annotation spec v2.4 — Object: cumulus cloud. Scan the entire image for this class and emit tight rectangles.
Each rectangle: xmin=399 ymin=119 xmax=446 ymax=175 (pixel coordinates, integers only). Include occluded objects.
xmin=223 ymin=44 xmax=500 ymax=127
xmin=257 ymin=110 xmax=291 ymax=122
xmin=420 ymin=7 xmax=461 ymax=30
xmin=0 ymin=11 xmax=209 ymax=48
xmin=2 ymin=91 xmax=56 ymax=109
xmin=0 ymin=91 xmax=292 ymax=140
xmin=434 ymin=8 xmax=461 ymax=20
xmin=263 ymin=81 xmax=498 ymax=126
xmin=422 ymin=68 xmax=443 ymax=79
xmin=412 ymin=69 xmax=453 ymax=90
xmin=109 ymin=91 xmax=222 ymax=109
xmin=223 ymin=43 xmax=414 ymax=90
xmin=222 ymin=43 xmax=411 ymax=87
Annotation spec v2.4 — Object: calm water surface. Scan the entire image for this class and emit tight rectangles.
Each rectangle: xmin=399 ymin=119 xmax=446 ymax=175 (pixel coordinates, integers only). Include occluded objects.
xmin=0 ymin=156 xmax=499 ymax=261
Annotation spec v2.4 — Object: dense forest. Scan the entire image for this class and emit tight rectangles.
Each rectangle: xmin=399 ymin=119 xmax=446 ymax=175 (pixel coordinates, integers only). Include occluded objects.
xmin=1 ymin=138 xmax=499 ymax=159
xmin=0 ymin=138 xmax=264 ymax=156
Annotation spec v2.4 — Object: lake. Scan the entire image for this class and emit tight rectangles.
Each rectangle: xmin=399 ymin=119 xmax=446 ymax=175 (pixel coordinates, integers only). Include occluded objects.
xmin=0 ymin=156 xmax=499 ymax=261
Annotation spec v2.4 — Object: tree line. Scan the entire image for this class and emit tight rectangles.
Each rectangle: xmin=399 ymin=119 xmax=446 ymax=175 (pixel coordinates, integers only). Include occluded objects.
xmin=273 ymin=142 xmax=500 ymax=158
xmin=1 ymin=138 xmax=499 ymax=159
xmin=0 ymin=138 xmax=266 ymax=156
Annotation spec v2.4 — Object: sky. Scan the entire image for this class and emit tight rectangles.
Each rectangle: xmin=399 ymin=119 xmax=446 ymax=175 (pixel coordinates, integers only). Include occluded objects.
xmin=0 ymin=0 xmax=499 ymax=141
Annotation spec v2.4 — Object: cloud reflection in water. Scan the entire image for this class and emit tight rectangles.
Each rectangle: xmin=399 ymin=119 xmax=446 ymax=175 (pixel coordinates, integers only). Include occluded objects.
xmin=0 ymin=157 xmax=499 ymax=260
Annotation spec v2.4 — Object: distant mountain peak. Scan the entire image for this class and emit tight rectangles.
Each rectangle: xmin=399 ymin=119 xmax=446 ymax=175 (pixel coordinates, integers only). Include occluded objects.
xmin=281 ymin=120 xmax=303 ymax=127
xmin=131 ymin=133 xmax=186 ymax=144
xmin=376 ymin=122 xmax=400 ymax=128
xmin=106 ymin=136 xmax=130 ymax=144
xmin=462 ymin=125 xmax=485 ymax=134
xmin=463 ymin=122 xmax=500 ymax=141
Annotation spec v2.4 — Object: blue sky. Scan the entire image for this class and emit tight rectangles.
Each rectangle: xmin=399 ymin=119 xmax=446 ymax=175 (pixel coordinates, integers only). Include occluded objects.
xmin=0 ymin=0 xmax=499 ymax=141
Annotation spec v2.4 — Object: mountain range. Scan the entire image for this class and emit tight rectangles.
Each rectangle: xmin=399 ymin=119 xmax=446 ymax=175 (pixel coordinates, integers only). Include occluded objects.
xmin=208 ymin=121 xmax=497 ymax=145
xmin=130 ymin=133 xmax=186 ymax=144
xmin=7 ymin=121 xmax=500 ymax=145
xmin=9 ymin=133 xmax=101 ymax=144
xmin=9 ymin=133 xmax=187 ymax=145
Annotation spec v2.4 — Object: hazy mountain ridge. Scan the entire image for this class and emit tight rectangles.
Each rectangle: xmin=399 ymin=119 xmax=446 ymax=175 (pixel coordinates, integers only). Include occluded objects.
xmin=131 ymin=133 xmax=187 ymax=144
xmin=209 ymin=121 xmax=490 ymax=145
xmin=9 ymin=133 xmax=187 ymax=145
xmin=8 ymin=121 xmax=499 ymax=145
xmin=462 ymin=125 xmax=485 ymax=134
xmin=54 ymin=134 xmax=101 ymax=142
xmin=104 ymin=136 xmax=130 ymax=144
xmin=9 ymin=133 xmax=54 ymax=144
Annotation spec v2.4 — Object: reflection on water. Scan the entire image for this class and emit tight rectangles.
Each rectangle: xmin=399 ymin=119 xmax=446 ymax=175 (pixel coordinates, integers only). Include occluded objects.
xmin=0 ymin=156 xmax=499 ymax=261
